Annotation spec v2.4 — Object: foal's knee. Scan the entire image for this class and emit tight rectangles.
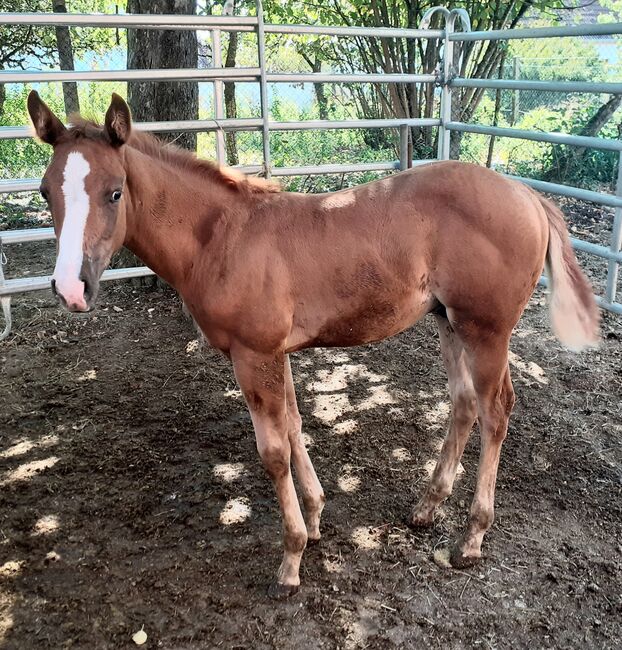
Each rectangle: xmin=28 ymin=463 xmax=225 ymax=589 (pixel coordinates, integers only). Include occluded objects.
xmin=258 ymin=440 xmax=290 ymax=481
xmin=454 ymin=390 xmax=477 ymax=427
xmin=284 ymin=528 xmax=308 ymax=554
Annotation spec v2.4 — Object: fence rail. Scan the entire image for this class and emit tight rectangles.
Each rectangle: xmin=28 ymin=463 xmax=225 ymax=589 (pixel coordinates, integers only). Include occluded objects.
xmin=450 ymin=21 xmax=622 ymax=41
xmin=451 ymin=77 xmax=622 ymax=95
xmin=446 ymin=122 xmax=622 ymax=153
xmin=1 ymin=2 xmax=621 ymax=342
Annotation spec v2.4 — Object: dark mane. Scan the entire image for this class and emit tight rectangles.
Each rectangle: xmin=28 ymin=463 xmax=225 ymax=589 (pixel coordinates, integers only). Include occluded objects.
xmin=61 ymin=117 xmax=281 ymax=194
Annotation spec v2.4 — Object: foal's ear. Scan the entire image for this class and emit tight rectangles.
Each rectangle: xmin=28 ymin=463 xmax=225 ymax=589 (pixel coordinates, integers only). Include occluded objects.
xmin=104 ymin=93 xmax=132 ymax=147
xmin=27 ymin=90 xmax=67 ymax=146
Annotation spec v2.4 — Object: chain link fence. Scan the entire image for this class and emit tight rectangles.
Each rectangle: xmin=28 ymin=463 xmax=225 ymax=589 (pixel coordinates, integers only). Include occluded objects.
xmin=458 ymin=45 xmax=622 ymax=193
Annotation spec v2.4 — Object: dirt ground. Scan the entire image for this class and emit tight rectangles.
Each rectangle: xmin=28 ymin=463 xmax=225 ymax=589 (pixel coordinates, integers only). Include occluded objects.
xmin=0 ymin=198 xmax=621 ymax=649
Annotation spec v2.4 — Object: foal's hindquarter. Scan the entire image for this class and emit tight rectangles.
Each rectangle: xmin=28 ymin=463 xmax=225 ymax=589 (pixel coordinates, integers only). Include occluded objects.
xmin=125 ymin=157 xmax=552 ymax=593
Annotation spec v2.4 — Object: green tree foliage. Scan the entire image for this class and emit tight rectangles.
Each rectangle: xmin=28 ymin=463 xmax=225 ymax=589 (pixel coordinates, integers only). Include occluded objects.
xmin=1 ymin=1 xmax=620 ymax=195
xmin=263 ymin=0 xmax=573 ymax=156
xmin=0 ymin=0 xmax=118 ymax=118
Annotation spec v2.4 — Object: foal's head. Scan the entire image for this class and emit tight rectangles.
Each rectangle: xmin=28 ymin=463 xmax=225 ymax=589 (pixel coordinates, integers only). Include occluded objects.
xmin=28 ymin=91 xmax=132 ymax=312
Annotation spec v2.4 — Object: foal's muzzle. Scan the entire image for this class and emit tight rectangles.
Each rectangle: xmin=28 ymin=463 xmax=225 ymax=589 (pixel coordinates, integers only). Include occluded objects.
xmin=51 ymin=259 xmax=100 ymax=313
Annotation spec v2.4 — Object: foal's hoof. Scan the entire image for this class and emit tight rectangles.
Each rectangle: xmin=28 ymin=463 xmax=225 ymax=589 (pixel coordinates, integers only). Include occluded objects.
xmin=307 ymin=535 xmax=321 ymax=547
xmin=267 ymin=582 xmax=300 ymax=600
xmin=408 ymin=511 xmax=434 ymax=529
xmin=449 ymin=545 xmax=481 ymax=569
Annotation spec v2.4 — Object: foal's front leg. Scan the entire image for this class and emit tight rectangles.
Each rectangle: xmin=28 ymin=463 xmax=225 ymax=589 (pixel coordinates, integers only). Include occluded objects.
xmin=285 ymin=355 xmax=325 ymax=541
xmin=231 ymin=346 xmax=308 ymax=598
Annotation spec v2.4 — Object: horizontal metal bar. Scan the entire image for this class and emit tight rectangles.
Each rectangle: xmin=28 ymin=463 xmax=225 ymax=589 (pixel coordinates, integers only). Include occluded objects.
xmin=1 ymin=174 xmax=275 ymax=194
xmin=270 ymin=118 xmax=440 ymax=130
xmin=139 ymin=117 xmax=263 ymax=133
xmin=1 ymin=172 xmax=273 ymax=193
xmin=271 ymin=159 xmax=435 ymax=176
xmin=0 ymin=13 xmax=445 ymax=39
xmin=452 ymin=22 xmax=622 ymax=41
xmin=0 ymin=160 xmax=437 ymax=195
xmin=264 ymin=24 xmax=444 ymax=39
xmin=594 ymin=295 xmax=622 ymax=315
xmin=0 ymin=227 xmax=54 ymax=244
xmin=0 ymin=67 xmax=260 ymax=84
xmin=539 ymin=275 xmax=622 ymax=316
xmin=0 ymin=13 xmax=444 ymax=39
xmin=446 ymin=122 xmax=622 ymax=152
xmin=0 ymin=179 xmax=40 ymax=193
xmin=507 ymin=174 xmax=622 ymax=208
xmin=0 ymin=119 xmax=264 ymax=140
xmin=236 ymin=165 xmax=264 ymax=175
xmin=569 ymin=237 xmax=622 ymax=263
xmin=266 ymin=73 xmax=435 ymax=84
xmin=592 ymin=295 xmax=621 ymax=315
xmin=272 ymin=162 xmax=396 ymax=176
xmin=506 ymin=174 xmax=622 ymax=208
xmin=0 ymin=12 xmax=258 ymax=29
xmin=2 ymin=70 xmax=435 ymax=86
xmin=2 ymin=117 xmax=440 ymax=141
xmin=452 ymin=77 xmax=622 ymax=94
xmin=1 ymin=119 xmax=264 ymax=141
xmin=0 ymin=266 xmax=155 ymax=297
xmin=0 ymin=126 xmax=34 ymax=140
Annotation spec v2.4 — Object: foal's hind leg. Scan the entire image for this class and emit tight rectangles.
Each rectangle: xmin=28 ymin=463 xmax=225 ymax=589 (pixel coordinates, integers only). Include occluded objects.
xmin=411 ymin=315 xmax=478 ymax=526
xmin=285 ymin=355 xmax=326 ymax=541
xmin=450 ymin=337 xmax=515 ymax=568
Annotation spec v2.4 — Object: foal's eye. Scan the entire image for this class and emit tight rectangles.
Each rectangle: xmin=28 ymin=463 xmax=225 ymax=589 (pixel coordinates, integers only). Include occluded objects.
xmin=110 ymin=190 xmax=122 ymax=203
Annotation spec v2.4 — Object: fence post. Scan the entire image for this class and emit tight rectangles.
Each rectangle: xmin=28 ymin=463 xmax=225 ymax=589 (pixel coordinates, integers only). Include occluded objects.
xmin=437 ymin=16 xmax=454 ymax=160
xmin=256 ymin=0 xmax=272 ymax=178
xmin=212 ymin=28 xmax=226 ymax=166
xmin=0 ymin=240 xmax=11 ymax=341
xmin=605 ymin=150 xmax=622 ymax=304
xmin=511 ymin=56 xmax=520 ymax=126
xmin=399 ymin=123 xmax=410 ymax=170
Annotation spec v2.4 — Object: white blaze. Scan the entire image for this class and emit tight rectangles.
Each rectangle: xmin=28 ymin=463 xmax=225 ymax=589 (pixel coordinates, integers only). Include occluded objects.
xmin=53 ymin=152 xmax=91 ymax=306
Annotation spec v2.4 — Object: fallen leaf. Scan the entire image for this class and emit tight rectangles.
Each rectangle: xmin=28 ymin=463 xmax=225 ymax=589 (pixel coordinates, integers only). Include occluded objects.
xmin=132 ymin=628 xmax=147 ymax=645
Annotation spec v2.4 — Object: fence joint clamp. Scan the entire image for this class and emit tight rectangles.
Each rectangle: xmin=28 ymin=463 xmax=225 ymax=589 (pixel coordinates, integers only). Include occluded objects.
xmin=434 ymin=64 xmax=457 ymax=87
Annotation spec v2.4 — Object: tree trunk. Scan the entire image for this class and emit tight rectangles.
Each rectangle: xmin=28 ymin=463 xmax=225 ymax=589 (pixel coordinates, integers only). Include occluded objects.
xmin=577 ymin=94 xmax=622 ymax=138
xmin=220 ymin=0 xmax=238 ymax=165
xmin=544 ymin=94 xmax=622 ymax=182
xmin=301 ymin=50 xmax=329 ymax=120
xmin=0 ymin=80 xmax=5 ymax=121
xmin=224 ymin=28 xmax=238 ymax=165
xmin=127 ymin=0 xmax=199 ymax=152
xmin=53 ymin=0 xmax=80 ymax=117
xmin=312 ymin=56 xmax=328 ymax=120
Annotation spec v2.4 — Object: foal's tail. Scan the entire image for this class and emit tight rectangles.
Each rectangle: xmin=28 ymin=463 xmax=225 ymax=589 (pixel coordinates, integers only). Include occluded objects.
xmin=539 ymin=196 xmax=599 ymax=351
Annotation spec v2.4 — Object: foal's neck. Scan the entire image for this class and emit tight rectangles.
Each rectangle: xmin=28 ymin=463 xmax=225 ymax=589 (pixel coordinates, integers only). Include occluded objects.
xmin=121 ymin=146 xmax=238 ymax=290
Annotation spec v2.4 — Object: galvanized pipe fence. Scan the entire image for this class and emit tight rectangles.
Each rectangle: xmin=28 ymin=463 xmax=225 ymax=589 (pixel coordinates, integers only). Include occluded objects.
xmin=0 ymin=3 xmax=621 ymax=341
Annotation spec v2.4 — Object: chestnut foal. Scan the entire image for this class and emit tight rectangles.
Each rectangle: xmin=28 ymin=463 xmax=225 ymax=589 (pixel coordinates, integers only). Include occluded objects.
xmin=28 ymin=91 xmax=598 ymax=597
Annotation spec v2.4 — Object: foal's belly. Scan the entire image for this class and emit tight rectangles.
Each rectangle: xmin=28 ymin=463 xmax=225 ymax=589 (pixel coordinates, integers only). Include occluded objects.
xmin=286 ymin=289 xmax=435 ymax=353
